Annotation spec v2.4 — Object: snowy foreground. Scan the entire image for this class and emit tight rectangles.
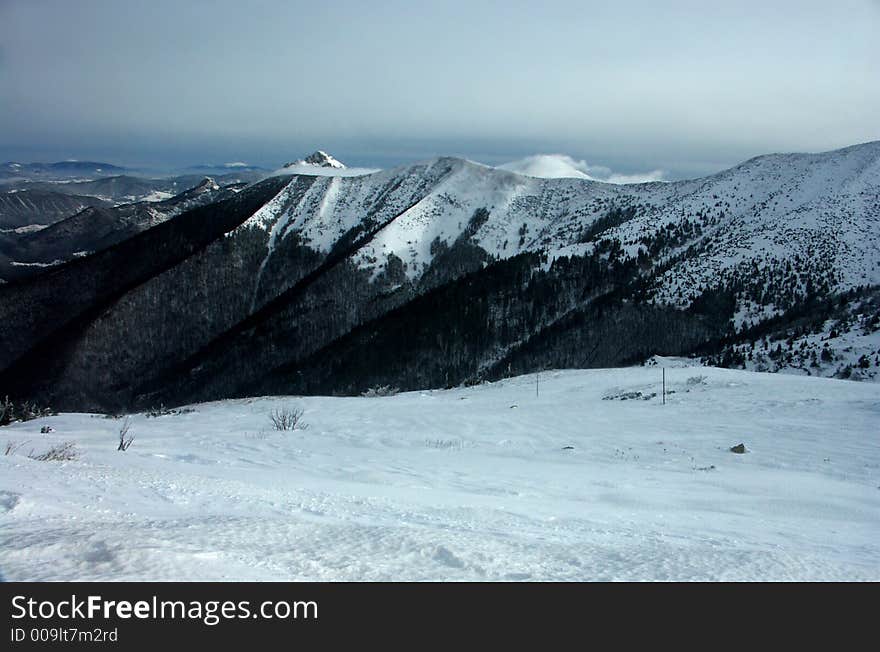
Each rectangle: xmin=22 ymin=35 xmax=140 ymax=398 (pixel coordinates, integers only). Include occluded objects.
xmin=1 ymin=365 xmax=878 ymax=581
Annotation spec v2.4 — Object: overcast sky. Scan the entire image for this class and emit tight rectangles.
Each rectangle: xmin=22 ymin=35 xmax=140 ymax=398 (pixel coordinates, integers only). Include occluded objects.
xmin=1 ymin=0 xmax=878 ymax=178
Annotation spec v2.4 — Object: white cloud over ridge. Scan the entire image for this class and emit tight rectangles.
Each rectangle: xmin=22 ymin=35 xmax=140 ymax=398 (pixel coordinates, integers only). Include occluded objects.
xmin=496 ymin=154 xmax=666 ymax=184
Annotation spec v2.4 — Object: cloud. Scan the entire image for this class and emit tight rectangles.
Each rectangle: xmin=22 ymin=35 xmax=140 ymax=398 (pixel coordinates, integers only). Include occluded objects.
xmin=605 ymin=170 xmax=667 ymax=184
xmin=496 ymin=154 xmax=665 ymax=184
xmin=1 ymin=2 xmax=877 ymax=178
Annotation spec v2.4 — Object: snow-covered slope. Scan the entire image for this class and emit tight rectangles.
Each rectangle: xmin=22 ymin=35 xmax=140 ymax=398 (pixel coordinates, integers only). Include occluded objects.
xmin=640 ymin=142 xmax=880 ymax=313
xmin=1 ymin=366 xmax=877 ymax=581
xmin=707 ymin=288 xmax=880 ymax=382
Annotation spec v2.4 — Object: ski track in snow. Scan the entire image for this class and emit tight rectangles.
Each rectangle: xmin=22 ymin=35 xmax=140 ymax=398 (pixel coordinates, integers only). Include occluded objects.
xmin=1 ymin=365 xmax=878 ymax=581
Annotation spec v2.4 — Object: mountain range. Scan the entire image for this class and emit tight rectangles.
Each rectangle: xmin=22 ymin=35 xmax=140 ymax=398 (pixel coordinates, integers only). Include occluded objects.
xmin=1 ymin=142 xmax=878 ymax=411
xmin=0 ymin=177 xmax=247 ymax=282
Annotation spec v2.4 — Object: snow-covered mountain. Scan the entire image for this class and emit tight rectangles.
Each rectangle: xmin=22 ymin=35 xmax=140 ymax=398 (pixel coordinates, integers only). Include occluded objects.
xmin=283 ymin=150 xmax=346 ymax=170
xmin=1 ymin=141 xmax=878 ymax=411
xmin=275 ymin=151 xmax=378 ymax=178
xmin=244 ymin=141 xmax=880 ymax=322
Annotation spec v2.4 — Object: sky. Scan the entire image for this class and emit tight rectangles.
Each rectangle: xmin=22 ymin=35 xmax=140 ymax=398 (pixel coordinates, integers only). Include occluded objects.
xmin=0 ymin=0 xmax=878 ymax=179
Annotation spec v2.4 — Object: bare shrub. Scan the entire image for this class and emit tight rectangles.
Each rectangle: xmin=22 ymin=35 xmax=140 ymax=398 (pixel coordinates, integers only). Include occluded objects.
xmin=117 ymin=417 xmax=134 ymax=451
xmin=361 ymin=385 xmax=400 ymax=398
xmin=29 ymin=441 xmax=79 ymax=462
xmin=269 ymin=406 xmax=307 ymax=431
xmin=4 ymin=440 xmax=28 ymax=456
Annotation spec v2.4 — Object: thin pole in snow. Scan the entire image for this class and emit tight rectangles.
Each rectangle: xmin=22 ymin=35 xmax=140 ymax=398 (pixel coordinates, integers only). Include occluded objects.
xmin=662 ymin=367 xmax=666 ymax=405
xmin=536 ymin=371 xmax=539 ymax=398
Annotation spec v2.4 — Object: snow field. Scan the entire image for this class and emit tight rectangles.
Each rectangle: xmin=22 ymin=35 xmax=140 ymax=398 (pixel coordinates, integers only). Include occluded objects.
xmin=0 ymin=365 xmax=878 ymax=581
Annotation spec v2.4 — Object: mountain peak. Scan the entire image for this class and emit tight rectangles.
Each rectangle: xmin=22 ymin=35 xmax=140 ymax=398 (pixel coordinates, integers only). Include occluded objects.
xmin=194 ymin=176 xmax=219 ymax=190
xmin=284 ymin=150 xmax=346 ymax=169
